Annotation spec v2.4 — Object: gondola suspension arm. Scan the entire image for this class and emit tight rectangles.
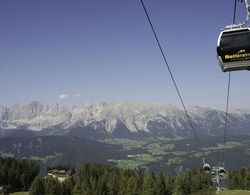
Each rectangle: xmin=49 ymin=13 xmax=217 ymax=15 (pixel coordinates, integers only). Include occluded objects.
xmin=243 ymin=0 xmax=250 ymax=24
xmin=230 ymin=0 xmax=250 ymax=28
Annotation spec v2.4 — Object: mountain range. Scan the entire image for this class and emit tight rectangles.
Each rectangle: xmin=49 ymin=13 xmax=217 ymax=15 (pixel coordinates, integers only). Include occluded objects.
xmin=1 ymin=101 xmax=250 ymax=174
xmin=1 ymin=101 xmax=250 ymax=138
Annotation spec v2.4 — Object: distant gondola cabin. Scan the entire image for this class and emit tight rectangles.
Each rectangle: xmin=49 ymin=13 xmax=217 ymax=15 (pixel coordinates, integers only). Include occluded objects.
xmin=203 ymin=163 xmax=211 ymax=173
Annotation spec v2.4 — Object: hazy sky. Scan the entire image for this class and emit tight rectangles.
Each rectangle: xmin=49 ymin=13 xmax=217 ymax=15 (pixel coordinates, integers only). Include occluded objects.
xmin=1 ymin=0 xmax=250 ymax=109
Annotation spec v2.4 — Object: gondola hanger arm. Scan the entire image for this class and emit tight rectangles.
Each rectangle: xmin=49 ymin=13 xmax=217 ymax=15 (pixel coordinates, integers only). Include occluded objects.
xmin=230 ymin=0 xmax=250 ymax=28
xmin=243 ymin=0 xmax=250 ymax=24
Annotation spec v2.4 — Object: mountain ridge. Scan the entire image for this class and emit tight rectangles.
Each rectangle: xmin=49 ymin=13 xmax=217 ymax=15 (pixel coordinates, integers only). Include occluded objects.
xmin=1 ymin=101 xmax=250 ymax=137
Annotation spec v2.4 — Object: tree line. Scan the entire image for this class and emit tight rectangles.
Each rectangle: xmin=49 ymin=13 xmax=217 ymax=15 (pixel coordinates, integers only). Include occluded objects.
xmin=30 ymin=175 xmax=74 ymax=195
xmin=0 ymin=156 xmax=39 ymax=193
xmin=7 ymin=159 xmax=250 ymax=194
xmin=30 ymin=163 xmax=215 ymax=195
xmin=228 ymin=168 xmax=250 ymax=190
xmin=0 ymin=157 xmax=224 ymax=194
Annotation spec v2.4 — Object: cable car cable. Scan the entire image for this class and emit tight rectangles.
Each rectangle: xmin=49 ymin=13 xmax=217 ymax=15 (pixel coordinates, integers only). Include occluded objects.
xmin=233 ymin=0 xmax=237 ymax=24
xmin=222 ymin=72 xmax=231 ymax=165
xmin=139 ymin=0 xmax=205 ymax=157
xmin=222 ymin=0 xmax=238 ymax=166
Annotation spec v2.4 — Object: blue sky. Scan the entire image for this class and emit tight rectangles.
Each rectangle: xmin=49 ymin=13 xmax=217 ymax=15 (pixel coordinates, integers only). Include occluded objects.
xmin=0 ymin=0 xmax=250 ymax=109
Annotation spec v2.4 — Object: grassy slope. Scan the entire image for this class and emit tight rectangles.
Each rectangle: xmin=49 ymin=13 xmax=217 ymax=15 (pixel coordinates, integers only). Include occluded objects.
xmin=10 ymin=192 xmax=29 ymax=195
xmin=217 ymin=190 xmax=250 ymax=195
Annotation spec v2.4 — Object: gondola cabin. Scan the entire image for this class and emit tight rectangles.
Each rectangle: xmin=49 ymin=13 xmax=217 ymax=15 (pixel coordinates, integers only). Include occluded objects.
xmin=219 ymin=167 xmax=226 ymax=175
xmin=217 ymin=27 xmax=250 ymax=72
xmin=203 ymin=163 xmax=211 ymax=174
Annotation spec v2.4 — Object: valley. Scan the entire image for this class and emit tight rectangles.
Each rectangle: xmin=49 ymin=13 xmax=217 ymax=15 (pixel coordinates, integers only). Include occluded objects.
xmin=0 ymin=131 xmax=249 ymax=175
xmin=100 ymin=134 xmax=250 ymax=174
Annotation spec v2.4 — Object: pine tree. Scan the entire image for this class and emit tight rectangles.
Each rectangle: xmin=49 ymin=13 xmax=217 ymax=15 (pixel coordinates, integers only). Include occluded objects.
xmin=107 ymin=172 xmax=119 ymax=195
xmin=61 ymin=179 xmax=73 ymax=195
xmin=154 ymin=172 xmax=166 ymax=195
xmin=44 ymin=176 xmax=61 ymax=195
xmin=29 ymin=176 xmax=45 ymax=195
xmin=141 ymin=172 xmax=156 ymax=195
xmin=245 ymin=172 xmax=250 ymax=190
xmin=73 ymin=177 xmax=82 ymax=195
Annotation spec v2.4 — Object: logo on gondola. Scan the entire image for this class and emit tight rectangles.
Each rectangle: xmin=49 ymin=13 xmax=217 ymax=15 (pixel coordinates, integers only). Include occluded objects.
xmin=225 ymin=50 xmax=250 ymax=60
xmin=236 ymin=50 xmax=246 ymax=54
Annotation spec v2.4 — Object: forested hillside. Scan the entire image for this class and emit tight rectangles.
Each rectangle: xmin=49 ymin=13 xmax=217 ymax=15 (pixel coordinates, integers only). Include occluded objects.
xmin=228 ymin=168 xmax=250 ymax=190
xmin=2 ymin=156 xmax=250 ymax=194
xmin=0 ymin=157 xmax=39 ymax=193
xmin=29 ymin=163 xmax=214 ymax=195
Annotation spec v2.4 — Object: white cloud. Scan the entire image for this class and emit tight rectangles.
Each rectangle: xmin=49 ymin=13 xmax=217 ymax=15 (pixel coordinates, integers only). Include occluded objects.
xmin=58 ymin=94 xmax=69 ymax=100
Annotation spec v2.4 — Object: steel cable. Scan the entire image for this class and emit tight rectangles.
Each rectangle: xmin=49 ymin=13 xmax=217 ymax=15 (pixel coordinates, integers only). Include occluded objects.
xmin=139 ymin=0 xmax=205 ymax=157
